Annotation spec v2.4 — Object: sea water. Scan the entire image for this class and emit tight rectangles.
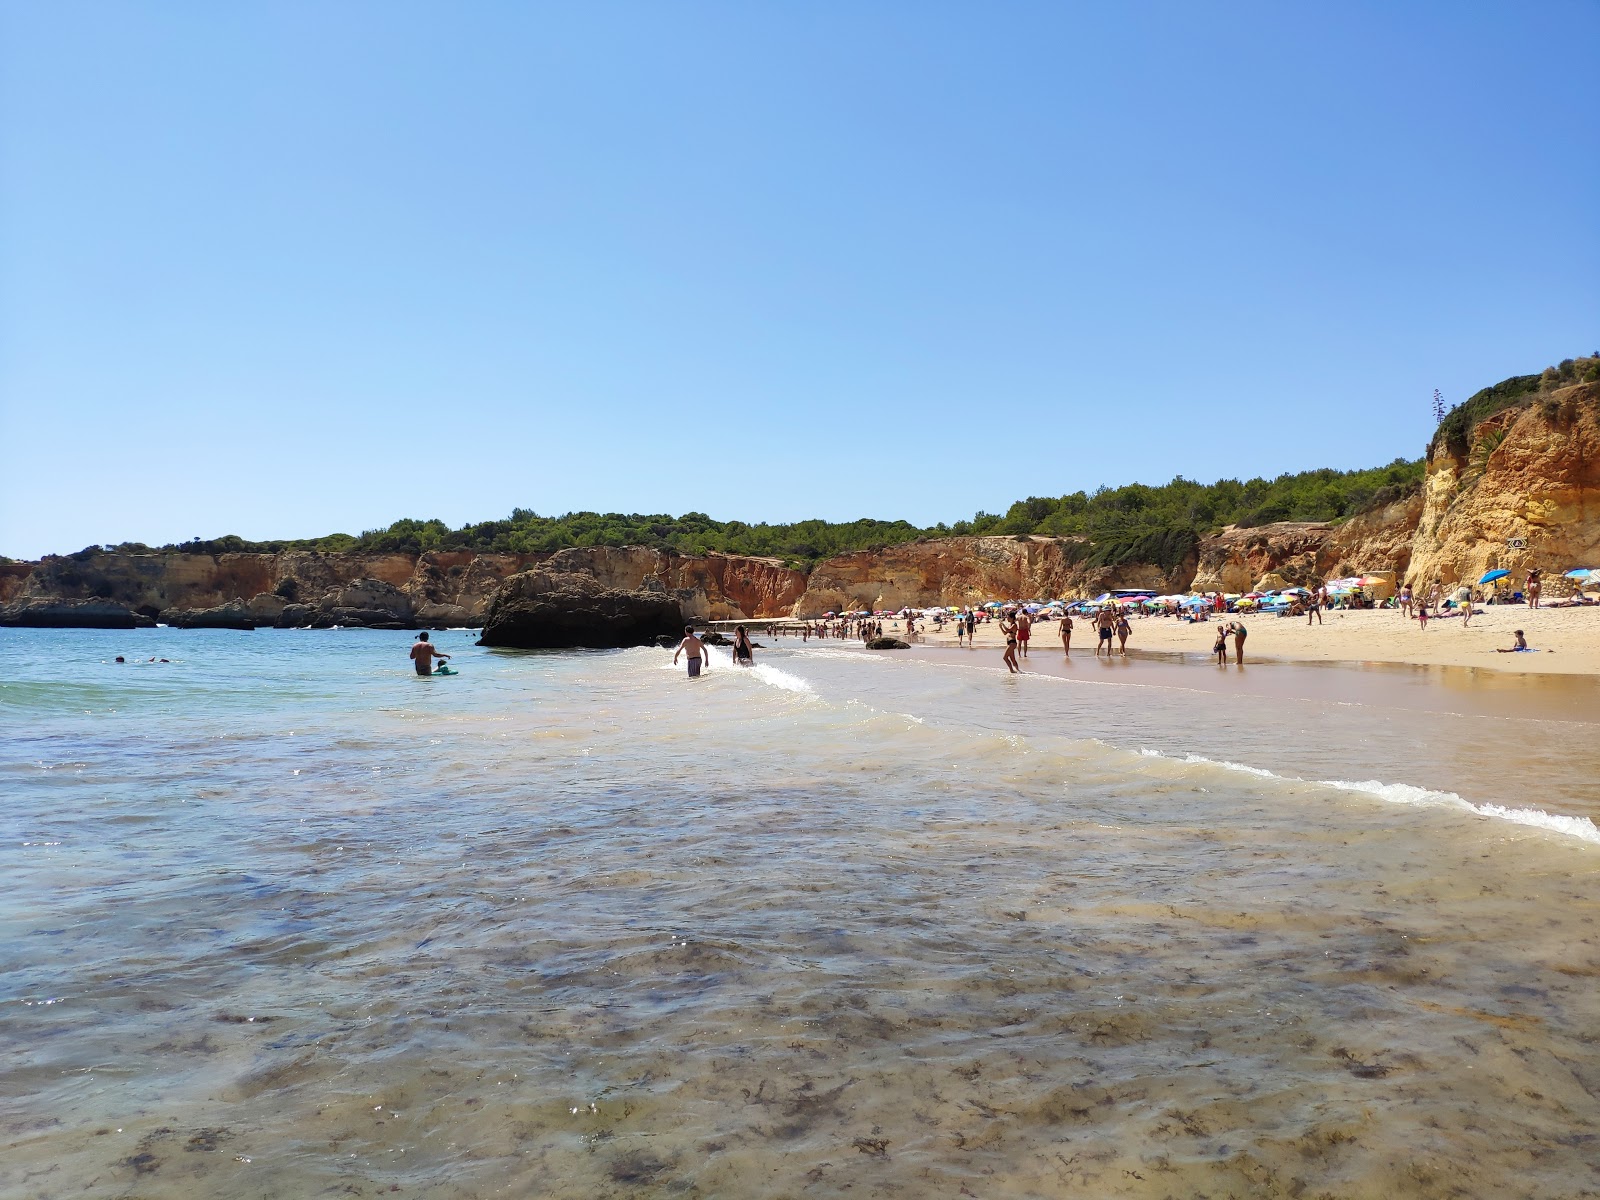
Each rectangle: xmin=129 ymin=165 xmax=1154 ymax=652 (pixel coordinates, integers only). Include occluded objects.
xmin=4 ymin=628 xmax=1600 ymax=1198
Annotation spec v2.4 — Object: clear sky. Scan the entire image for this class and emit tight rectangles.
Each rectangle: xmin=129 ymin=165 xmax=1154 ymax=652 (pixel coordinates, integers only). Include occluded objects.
xmin=2 ymin=2 xmax=1596 ymax=559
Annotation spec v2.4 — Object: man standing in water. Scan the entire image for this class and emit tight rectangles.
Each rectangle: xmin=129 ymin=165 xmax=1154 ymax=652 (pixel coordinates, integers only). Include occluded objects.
xmin=1015 ymin=608 xmax=1032 ymax=658
xmin=409 ymin=631 xmax=450 ymax=676
xmin=673 ymin=626 xmax=710 ymax=678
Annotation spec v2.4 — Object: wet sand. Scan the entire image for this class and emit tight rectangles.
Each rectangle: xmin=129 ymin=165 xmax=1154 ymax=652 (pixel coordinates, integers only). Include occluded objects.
xmin=917 ymin=603 xmax=1600 ymax=675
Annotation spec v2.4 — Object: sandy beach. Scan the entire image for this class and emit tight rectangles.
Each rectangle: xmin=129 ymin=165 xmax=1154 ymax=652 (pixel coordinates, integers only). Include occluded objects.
xmin=915 ymin=601 xmax=1600 ymax=675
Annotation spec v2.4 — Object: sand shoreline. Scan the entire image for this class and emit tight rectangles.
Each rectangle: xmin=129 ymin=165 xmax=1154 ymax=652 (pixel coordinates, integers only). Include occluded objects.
xmin=898 ymin=603 xmax=1600 ymax=676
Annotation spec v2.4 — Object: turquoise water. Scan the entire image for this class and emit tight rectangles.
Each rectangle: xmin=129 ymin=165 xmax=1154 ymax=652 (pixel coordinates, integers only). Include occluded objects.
xmin=4 ymin=628 xmax=1600 ymax=1197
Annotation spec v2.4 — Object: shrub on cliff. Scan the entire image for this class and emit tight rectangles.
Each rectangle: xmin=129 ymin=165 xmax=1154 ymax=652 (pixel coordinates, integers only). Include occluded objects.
xmin=1431 ymin=354 xmax=1599 ymax=458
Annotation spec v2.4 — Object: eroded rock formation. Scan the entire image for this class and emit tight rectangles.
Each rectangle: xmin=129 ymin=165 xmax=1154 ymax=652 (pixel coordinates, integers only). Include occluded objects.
xmin=478 ymin=571 xmax=684 ymax=649
xmin=1404 ymin=381 xmax=1600 ymax=588
xmin=795 ymin=536 xmax=1195 ymax=614
xmin=0 ymin=546 xmax=805 ymax=628
xmin=1189 ymin=523 xmax=1335 ymax=594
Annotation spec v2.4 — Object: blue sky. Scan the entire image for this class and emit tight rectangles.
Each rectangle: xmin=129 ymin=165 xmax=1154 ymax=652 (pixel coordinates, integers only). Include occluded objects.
xmin=2 ymin=2 xmax=1596 ymax=558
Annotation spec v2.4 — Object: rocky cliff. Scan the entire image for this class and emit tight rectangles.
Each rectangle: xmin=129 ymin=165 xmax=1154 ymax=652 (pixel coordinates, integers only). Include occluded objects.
xmin=0 ymin=545 xmax=805 ymax=628
xmin=1404 ymin=380 xmax=1600 ymax=589
xmin=795 ymin=536 xmax=1196 ymax=613
xmin=8 ymin=383 xmax=1593 ymax=627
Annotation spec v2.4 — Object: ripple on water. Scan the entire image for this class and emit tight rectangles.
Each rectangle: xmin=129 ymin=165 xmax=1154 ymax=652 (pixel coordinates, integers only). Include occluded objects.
xmin=3 ymin=633 xmax=1600 ymax=1197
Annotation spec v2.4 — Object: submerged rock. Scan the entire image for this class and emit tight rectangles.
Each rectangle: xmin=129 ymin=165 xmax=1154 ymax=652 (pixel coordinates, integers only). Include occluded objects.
xmin=479 ymin=570 xmax=685 ymax=649
xmin=865 ymin=636 xmax=911 ymax=649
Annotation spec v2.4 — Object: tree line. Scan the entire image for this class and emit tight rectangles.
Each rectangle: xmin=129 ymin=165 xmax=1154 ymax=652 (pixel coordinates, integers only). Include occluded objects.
xmin=63 ymin=359 xmax=1595 ymax=571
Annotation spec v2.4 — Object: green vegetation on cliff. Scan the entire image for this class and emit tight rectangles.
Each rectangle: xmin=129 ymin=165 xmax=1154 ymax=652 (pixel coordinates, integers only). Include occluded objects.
xmin=78 ymin=358 xmax=1589 ymax=570
xmin=1430 ymin=354 xmax=1599 ymax=458
xmin=104 ymin=459 xmax=1421 ymax=570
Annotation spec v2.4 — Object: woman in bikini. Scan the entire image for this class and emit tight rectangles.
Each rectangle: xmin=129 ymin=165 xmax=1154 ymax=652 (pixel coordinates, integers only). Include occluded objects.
xmin=1002 ymin=617 xmax=1021 ymax=673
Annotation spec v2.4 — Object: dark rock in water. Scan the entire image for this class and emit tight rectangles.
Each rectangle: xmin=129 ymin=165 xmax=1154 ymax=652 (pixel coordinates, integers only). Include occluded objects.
xmin=278 ymin=603 xmax=318 ymax=628
xmin=866 ymin=636 xmax=910 ymax=649
xmin=479 ymin=570 xmax=684 ymax=649
xmin=160 ymin=601 xmax=256 ymax=630
xmin=308 ymin=607 xmax=410 ymax=629
xmin=0 ymin=598 xmax=140 ymax=628
xmin=653 ymin=634 xmax=679 ymax=649
xmin=699 ymin=631 xmax=730 ymax=645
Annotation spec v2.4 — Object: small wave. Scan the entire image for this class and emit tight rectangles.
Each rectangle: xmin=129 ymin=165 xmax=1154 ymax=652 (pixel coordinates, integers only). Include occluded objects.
xmin=655 ymin=646 xmax=815 ymax=696
xmin=1140 ymin=749 xmax=1600 ymax=847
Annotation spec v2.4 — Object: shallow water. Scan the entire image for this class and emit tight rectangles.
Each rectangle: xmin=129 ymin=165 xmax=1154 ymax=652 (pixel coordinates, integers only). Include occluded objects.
xmin=4 ymin=628 xmax=1600 ymax=1198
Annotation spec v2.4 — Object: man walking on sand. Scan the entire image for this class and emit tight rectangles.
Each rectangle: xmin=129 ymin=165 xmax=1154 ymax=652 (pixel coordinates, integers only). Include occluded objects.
xmin=1096 ymin=606 xmax=1116 ymax=657
xmin=409 ymin=631 xmax=450 ymax=677
xmin=673 ymin=626 xmax=710 ymax=678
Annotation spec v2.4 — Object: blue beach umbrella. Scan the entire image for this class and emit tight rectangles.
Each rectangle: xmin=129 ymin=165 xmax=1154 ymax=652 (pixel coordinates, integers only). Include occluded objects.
xmin=1564 ymin=568 xmax=1594 ymax=579
xmin=1479 ymin=569 xmax=1511 ymax=584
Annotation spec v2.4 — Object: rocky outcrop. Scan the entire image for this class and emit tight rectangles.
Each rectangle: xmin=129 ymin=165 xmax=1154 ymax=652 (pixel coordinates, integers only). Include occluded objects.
xmin=0 ymin=598 xmax=145 ymax=628
xmin=1404 ymin=381 xmax=1600 ymax=589
xmin=1189 ymin=523 xmax=1334 ymax=594
xmin=1321 ymin=492 xmax=1424 ymax=581
xmin=159 ymin=601 xmax=257 ymax=630
xmin=865 ymin=636 xmax=910 ymax=649
xmin=479 ymin=571 xmax=684 ymax=649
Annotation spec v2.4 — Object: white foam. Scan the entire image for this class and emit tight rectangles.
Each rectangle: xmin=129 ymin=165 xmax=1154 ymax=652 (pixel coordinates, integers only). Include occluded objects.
xmin=1139 ymin=748 xmax=1600 ymax=848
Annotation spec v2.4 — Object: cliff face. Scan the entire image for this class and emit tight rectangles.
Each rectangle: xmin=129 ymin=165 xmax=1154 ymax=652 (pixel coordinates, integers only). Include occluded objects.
xmin=10 ymin=386 xmax=1593 ymax=627
xmin=536 ymin=547 xmax=807 ymax=620
xmin=0 ymin=546 xmax=804 ymax=627
xmin=795 ymin=536 xmax=1196 ymax=613
xmin=1190 ymin=523 xmax=1334 ymax=594
xmin=1405 ymin=381 xmax=1600 ymax=588
xmin=1322 ymin=492 xmax=1424 ymax=581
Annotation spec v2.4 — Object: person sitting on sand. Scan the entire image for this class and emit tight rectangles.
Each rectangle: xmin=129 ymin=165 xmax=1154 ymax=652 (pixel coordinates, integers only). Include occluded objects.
xmin=1495 ymin=630 xmax=1531 ymax=653
xmin=674 ymin=626 xmax=710 ymax=677
xmin=409 ymin=631 xmax=449 ymax=677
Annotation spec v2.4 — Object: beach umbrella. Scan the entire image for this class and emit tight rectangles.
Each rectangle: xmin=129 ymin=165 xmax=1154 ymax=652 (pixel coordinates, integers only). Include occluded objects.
xmin=1480 ymin=569 xmax=1511 ymax=584
xmin=1563 ymin=568 xmax=1593 ymax=579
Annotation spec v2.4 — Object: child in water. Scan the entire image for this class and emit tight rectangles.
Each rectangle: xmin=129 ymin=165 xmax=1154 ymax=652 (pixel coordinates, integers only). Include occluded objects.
xmin=434 ymin=661 xmax=457 ymax=675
